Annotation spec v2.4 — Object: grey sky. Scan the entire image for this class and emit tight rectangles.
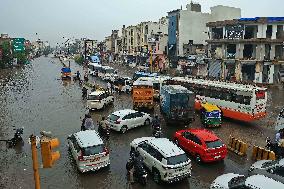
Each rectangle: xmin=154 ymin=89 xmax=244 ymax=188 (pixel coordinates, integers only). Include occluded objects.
xmin=1 ymin=0 xmax=283 ymax=46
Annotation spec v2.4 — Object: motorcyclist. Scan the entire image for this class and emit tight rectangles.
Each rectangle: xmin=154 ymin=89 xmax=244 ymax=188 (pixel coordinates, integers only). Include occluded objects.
xmin=82 ymin=86 xmax=88 ymax=99
xmin=98 ymin=117 xmax=109 ymax=133
xmin=84 ymin=114 xmax=95 ymax=130
xmin=152 ymin=115 xmax=161 ymax=129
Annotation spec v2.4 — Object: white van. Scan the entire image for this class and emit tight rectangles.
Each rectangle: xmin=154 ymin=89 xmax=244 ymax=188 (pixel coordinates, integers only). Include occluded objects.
xmin=87 ymin=91 xmax=114 ymax=110
xmin=67 ymin=130 xmax=110 ymax=173
xmin=276 ymin=108 xmax=284 ymax=131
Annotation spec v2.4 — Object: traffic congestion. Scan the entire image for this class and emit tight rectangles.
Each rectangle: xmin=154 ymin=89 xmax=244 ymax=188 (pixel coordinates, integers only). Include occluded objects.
xmin=53 ymin=53 xmax=284 ymax=189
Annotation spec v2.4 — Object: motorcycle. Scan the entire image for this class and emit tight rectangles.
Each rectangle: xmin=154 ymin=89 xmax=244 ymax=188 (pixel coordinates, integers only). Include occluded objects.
xmin=98 ymin=122 xmax=110 ymax=139
xmin=152 ymin=125 xmax=162 ymax=138
xmin=126 ymin=152 xmax=147 ymax=185
xmin=82 ymin=87 xmax=88 ymax=99
xmin=0 ymin=128 xmax=24 ymax=147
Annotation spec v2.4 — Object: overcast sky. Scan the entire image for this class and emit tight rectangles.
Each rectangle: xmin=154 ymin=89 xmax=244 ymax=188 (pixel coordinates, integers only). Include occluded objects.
xmin=1 ymin=0 xmax=283 ymax=46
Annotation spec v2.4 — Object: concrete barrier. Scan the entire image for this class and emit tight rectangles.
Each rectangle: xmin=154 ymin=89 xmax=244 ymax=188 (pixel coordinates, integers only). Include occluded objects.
xmin=228 ymin=136 xmax=248 ymax=156
xmin=252 ymin=145 xmax=276 ymax=161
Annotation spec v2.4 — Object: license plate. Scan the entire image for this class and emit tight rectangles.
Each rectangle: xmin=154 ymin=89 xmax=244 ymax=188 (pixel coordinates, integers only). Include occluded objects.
xmin=91 ymin=157 xmax=100 ymax=162
xmin=214 ymin=155 xmax=221 ymax=159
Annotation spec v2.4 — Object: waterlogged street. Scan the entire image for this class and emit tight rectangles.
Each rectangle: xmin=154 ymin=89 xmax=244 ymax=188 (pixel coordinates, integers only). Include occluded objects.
xmin=0 ymin=57 xmax=284 ymax=189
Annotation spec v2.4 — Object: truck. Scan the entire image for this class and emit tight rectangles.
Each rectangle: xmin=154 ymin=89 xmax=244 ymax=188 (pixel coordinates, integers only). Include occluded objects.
xmin=160 ymin=85 xmax=195 ymax=124
xmin=132 ymin=77 xmax=154 ymax=110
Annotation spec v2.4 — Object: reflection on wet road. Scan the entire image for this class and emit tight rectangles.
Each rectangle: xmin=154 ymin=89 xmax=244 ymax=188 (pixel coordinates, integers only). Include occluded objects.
xmin=0 ymin=57 xmax=283 ymax=189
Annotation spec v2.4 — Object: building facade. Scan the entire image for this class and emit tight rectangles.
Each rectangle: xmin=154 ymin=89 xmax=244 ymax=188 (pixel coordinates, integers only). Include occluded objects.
xmin=168 ymin=2 xmax=241 ymax=61
xmin=206 ymin=17 xmax=284 ymax=84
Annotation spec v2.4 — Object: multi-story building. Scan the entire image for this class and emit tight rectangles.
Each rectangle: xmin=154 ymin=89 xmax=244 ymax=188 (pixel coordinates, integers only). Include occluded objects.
xmin=120 ymin=17 xmax=168 ymax=56
xmin=168 ymin=2 xmax=241 ymax=62
xmin=206 ymin=17 xmax=284 ymax=84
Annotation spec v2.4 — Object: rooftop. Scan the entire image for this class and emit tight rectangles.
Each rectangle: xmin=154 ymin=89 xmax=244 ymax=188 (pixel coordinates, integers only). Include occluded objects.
xmin=149 ymin=138 xmax=184 ymax=157
xmin=74 ymin=130 xmax=103 ymax=148
xmin=207 ymin=17 xmax=284 ymax=27
xmin=112 ymin=109 xmax=137 ymax=117
xmin=162 ymin=85 xmax=193 ymax=94
xmin=188 ymin=129 xmax=220 ymax=142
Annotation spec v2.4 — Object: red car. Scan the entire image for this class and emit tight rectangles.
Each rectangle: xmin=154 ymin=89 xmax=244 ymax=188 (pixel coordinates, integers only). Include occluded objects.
xmin=173 ymin=129 xmax=227 ymax=163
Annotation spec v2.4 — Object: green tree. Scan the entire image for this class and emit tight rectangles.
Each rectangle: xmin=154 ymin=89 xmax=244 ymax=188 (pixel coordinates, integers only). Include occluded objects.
xmin=0 ymin=41 xmax=12 ymax=68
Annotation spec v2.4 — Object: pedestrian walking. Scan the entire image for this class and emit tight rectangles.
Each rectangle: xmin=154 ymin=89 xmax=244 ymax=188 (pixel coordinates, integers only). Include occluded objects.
xmin=107 ymin=82 xmax=111 ymax=93
xmin=84 ymin=114 xmax=95 ymax=130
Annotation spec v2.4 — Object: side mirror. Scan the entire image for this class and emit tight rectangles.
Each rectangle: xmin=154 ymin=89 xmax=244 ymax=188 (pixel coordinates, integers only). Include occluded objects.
xmin=269 ymin=169 xmax=274 ymax=174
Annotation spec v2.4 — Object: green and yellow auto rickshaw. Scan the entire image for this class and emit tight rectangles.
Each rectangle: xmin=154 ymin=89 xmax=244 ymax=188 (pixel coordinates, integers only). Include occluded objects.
xmin=200 ymin=102 xmax=222 ymax=127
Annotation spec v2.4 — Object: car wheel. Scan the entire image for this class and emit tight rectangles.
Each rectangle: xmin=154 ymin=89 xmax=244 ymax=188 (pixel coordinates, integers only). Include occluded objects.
xmin=120 ymin=126 xmax=128 ymax=134
xmin=195 ymin=154 xmax=202 ymax=163
xmin=152 ymin=169 xmax=161 ymax=184
xmin=144 ymin=119 xmax=150 ymax=126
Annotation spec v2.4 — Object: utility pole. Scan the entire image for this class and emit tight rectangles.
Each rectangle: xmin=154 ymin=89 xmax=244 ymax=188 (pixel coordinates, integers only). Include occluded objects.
xmin=30 ymin=135 xmax=40 ymax=189
xmin=150 ymin=47 xmax=153 ymax=73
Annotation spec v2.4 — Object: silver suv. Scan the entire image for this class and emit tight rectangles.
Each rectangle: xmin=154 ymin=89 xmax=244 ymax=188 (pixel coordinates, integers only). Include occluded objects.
xmin=130 ymin=137 xmax=192 ymax=183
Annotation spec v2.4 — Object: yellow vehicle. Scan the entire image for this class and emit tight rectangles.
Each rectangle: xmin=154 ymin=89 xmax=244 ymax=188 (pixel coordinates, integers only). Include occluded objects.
xmin=132 ymin=77 xmax=154 ymax=110
xmin=200 ymin=102 xmax=222 ymax=127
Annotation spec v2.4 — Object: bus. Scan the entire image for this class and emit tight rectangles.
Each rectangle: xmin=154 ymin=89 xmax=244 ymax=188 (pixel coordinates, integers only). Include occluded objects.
xmin=167 ymin=77 xmax=267 ymax=122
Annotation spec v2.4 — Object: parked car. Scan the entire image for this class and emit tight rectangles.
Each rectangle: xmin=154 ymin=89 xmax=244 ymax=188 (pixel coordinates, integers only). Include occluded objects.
xmin=173 ymin=129 xmax=227 ymax=163
xmin=106 ymin=109 xmax=152 ymax=133
xmin=249 ymin=158 xmax=284 ymax=172
xmin=67 ymin=130 xmax=110 ymax=173
xmin=249 ymin=165 xmax=284 ymax=183
xmin=210 ymin=173 xmax=284 ymax=189
xmin=87 ymin=90 xmax=114 ymax=110
xmin=130 ymin=137 xmax=192 ymax=183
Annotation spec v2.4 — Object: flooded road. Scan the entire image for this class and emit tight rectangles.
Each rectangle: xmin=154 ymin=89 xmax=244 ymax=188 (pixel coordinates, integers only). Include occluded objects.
xmin=0 ymin=57 xmax=283 ymax=189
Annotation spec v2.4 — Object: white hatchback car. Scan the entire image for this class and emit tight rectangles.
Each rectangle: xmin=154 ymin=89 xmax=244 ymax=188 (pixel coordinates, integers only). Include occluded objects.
xmin=106 ymin=109 xmax=152 ymax=133
xmin=130 ymin=137 xmax=192 ymax=183
xmin=67 ymin=130 xmax=110 ymax=173
xmin=87 ymin=90 xmax=114 ymax=110
xmin=210 ymin=173 xmax=284 ymax=189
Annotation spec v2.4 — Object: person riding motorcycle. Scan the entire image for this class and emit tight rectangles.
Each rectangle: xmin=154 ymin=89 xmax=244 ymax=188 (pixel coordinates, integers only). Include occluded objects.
xmin=82 ymin=86 xmax=88 ymax=99
xmin=98 ymin=117 xmax=109 ymax=133
xmin=152 ymin=115 xmax=161 ymax=137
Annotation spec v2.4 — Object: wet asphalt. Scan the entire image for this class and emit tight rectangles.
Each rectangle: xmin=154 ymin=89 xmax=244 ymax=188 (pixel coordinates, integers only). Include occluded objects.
xmin=0 ymin=56 xmax=283 ymax=189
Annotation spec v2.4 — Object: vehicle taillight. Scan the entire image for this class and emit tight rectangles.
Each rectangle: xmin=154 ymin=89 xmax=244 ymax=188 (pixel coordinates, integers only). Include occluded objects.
xmin=78 ymin=151 xmax=84 ymax=161
xmin=104 ymin=147 xmax=109 ymax=155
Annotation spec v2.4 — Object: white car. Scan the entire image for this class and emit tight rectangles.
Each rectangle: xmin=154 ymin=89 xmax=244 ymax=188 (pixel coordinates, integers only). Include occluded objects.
xmin=130 ymin=137 xmax=192 ymax=183
xmin=249 ymin=158 xmax=284 ymax=173
xmin=87 ymin=90 xmax=114 ymax=110
xmin=67 ymin=130 xmax=110 ymax=173
xmin=210 ymin=173 xmax=284 ymax=189
xmin=106 ymin=109 xmax=152 ymax=133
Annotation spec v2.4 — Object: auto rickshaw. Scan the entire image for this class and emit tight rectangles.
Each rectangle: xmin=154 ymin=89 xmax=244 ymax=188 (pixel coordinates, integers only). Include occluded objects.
xmin=61 ymin=67 xmax=72 ymax=79
xmin=200 ymin=102 xmax=222 ymax=127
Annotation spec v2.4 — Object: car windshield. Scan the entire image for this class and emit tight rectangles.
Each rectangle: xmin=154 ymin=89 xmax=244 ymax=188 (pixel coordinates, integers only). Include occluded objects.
xmin=166 ymin=153 xmax=189 ymax=165
xmin=228 ymin=176 xmax=246 ymax=188
xmin=88 ymin=95 xmax=101 ymax=100
xmin=108 ymin=114 xmax=119 ymax=122
xmin=82 ymin=144 xmax=104 ymax=156
xmin=206 ymin=140 xmax=223 ymax=149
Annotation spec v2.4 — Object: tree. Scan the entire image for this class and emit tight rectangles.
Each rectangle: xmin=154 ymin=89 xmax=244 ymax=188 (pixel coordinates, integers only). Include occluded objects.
xmin=0 ymin=41 xmax=13 ymax=68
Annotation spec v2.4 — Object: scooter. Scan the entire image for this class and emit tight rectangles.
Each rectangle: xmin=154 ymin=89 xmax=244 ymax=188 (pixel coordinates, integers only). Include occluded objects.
xmin=126 ymin=152 xmax=147 ymax=185
xmin=0 ymin=128 xmax=24 ymax=147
